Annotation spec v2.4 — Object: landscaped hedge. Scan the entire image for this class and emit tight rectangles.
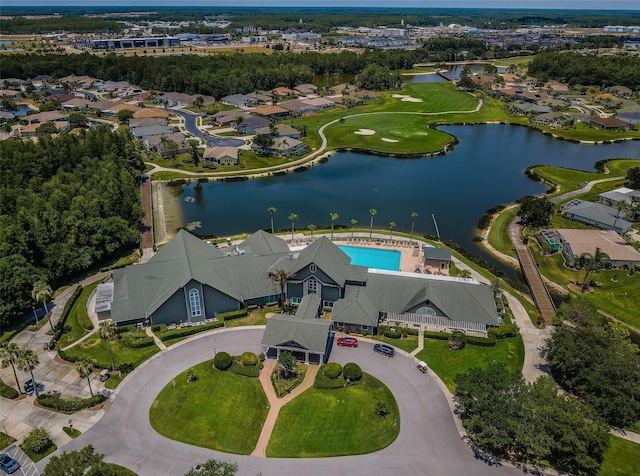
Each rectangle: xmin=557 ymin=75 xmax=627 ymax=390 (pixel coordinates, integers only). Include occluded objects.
xmin=220 ymin=309 xmax=248 ymax=321
xmin=230 ymin=363 xmax=260 ymax=377
xmin=213 ymin=351 xmax=232 ymax=370
xmin=157 ymin=321 xmax=224 ymax=342
xmin=314 ymin=367 xmax=347 ymax=390
xmin=323 ymin=362 xmax=342 ymax=379
xmin=488 ymin=322 xmax=519 ymax=339
xmin=343 ymin=362 xmax=362 ymax=382
xmin=240 ymin=352 xmax=258 ymax=367
xmin=36 ymin=394 xmax=106 ymax=414
xmin=115 ymin=323 xmax=138 ymax=334
xmin=151 ymin=323 xmax=167 ymax=333
xmin=0 ymin=378 xmax=19 ymax=399
xmin=424 ymin=330 xmax=497 ymax=347
xmin=49 ymin=285 xmax=83 ymax=350
xmin=377 ymin=325 xmax=402 ymax=339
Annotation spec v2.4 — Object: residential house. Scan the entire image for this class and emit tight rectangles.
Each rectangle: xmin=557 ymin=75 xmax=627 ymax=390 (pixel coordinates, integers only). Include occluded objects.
xmin=236 ymin=115 xmax=269 ymax=133
xmin=255 ymin=124 xmax=301 ymax=139
xmin=156 ymin=92 xmax=195 ymax=107
xmin=562 ymin=200 xmax=632 ymax=233
xmin=145 ymin=133 xmax=189 ymax=157
xmin=294 ymin=84 xmax=318 ymax=96
xmin=203 ymin=146 xmax=240 ymax=165
xmin=354 ymin=90 xmax=379 ymax=101
xmin=62 ymin=98 xmax=92 ymax=110
xmin=130 ymin=117 xmax=167 ymax=129
xmin=598 ymin=187 xmax=640 ymax=208
xmin=278 ymin=99 xmax=316 ymax=115
xmin=21 ymin=121 xmax=69 ymax=137
xmin=131 ymin=125 xmax=174 ymax=140
xmin=558 ymin=229 xmax=640 ymax=269
xmin=220 ymin=94 xmax=258 ymax=108
xmin=589 ymin=116 xmax=633 ymax=131
xmin=300 ymin=97 xmax=336 ymax=111
xmin=22 ymin=111 xmax=67 ymax=124
xmin=0 ymin=89 xmax=21 ymax=99
xmin=513 ymin=103 xmax=551 ymax=115
xmin=271 ymin=87 xmax=298 ymax=99
xmin=251 ymin=105 xmax=289 ymax=119
xmin=0 ymin=111 xmax=15 ymax=122
xmin=214 ymin=110 xmax=250 ymax=126
xmin=252 ymin=136 xmax=308 ymax=157
xmin=246 ymin=92 xmax=272 ymax=104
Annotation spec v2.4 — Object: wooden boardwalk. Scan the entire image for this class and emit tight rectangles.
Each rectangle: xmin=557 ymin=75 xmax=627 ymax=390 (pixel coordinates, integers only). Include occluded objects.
xmin=514 ymin=242 xmax=556 ymax=324
xmin=140 ymin=176 xmax=154 ymax=249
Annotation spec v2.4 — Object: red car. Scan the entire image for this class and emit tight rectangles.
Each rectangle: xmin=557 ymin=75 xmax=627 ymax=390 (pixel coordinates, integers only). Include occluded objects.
xmin=336 ymin=337 xmax=358 ymax=348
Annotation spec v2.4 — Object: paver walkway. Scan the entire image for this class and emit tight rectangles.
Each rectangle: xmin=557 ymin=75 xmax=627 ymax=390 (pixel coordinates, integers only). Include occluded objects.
xmin=251 ymin=360 xmax=319 ymax=457
xmin=146 ymin=326 xmax=166 ymax=350
xmin=410 ymin=330 xmax=424 ymax=357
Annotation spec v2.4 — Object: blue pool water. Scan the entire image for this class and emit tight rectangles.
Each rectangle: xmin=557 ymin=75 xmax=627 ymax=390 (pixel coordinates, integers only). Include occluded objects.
xmin=338 ymin=245 xmax=401 ymax=271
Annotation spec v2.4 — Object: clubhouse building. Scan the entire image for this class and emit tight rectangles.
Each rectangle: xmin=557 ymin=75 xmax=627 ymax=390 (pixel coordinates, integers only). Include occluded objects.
xmin=98 ymin=230 xmax=500 ymax=363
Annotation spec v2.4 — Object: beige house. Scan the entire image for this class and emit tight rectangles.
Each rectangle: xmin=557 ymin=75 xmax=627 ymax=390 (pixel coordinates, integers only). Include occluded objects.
xmin=203 ymin=146 xmax=239 ymax=165
xmin=558 ymin=229 xmax=640 ymax=269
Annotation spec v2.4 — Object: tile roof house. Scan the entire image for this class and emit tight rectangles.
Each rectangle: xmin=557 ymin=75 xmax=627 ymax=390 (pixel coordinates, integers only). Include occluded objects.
xmin=557 ymin=229 xmax=640 ymax=269
xmin=103 ymin=231 xmax=500 ymax=352
xmin=251 ymin=136 xmax=308 ymax=157
xmin=23 ymin=110 xmax=67 ymax=124
xmin=589 ymin=116 xmax=633 ymax=131
xmin=133 ymin=108 xmax=169 ymax=119
xmin=294 ymin=83 xmax=318 ymax=96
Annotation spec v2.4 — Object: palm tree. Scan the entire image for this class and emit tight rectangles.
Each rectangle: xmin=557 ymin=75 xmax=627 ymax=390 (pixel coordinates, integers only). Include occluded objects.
xmin=288 ymin=213 xmax=298 ymax=241
xmin=75 ymin=357 xmax=94 ymax=397
xmin=460 ymin=269 xmax=472 ymax=279
xmin=350 ymin=219 xmax=357 ymax=240
xmin=17 ymin=349 xmax=39 ymax=396
xmin=574 ymin=253 xmax=591 ymax=286
xmin=583 ymin=247 xmax=610 ymax=291
xmin=32 ymin=280 xmax=53 ymax=331
xmin=99 ymin=320 xmax=118 ymax=371
xmin=409 ymin=212 xmax=419 ymax=243
xmin=389 ymin=222 xmax=396 ymax=241
xmin=369 ymin=208 xmax=377 ymax=240
xmin=271 ymin=269 xmax=291 ymax=311
xmin=267 ymin=207 xmax=277 ymax=234
xmin=308 ymin=224 xmax=316 ymax=239
xmin=0 ymin=343 xmax=22 ymax=394
xmin=330 ymin=213 xmax=339 ymax=240
xmin=612 ymin=200 xmax=631 ymax=232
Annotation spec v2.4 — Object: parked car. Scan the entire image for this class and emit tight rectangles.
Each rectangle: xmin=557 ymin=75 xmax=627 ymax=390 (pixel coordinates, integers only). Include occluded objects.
xmin=373 ymin=343 xmax=395 ymax=357
xmin=98 ymin=369 xmax=110 ymax=382
xmin=0 ymin=453 xmax=20 ymax=474
xmin=336 ymin=337 xmax=358 ymax=348
xmin=417 ymin=361 xmax=428 ymax=373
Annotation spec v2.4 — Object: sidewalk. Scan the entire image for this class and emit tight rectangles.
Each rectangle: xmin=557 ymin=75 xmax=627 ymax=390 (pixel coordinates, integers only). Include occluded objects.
xmin=251 ymin=360 xmax=319 ymax=457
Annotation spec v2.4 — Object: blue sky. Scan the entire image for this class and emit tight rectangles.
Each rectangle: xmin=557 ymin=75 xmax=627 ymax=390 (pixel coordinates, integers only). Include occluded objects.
xmin=3 ymin=1 xmax=639 ymax=9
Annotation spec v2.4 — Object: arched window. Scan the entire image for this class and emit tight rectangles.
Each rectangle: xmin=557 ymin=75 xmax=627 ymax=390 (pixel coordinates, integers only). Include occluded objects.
xmin=189 ymin=288 xmax=202 ymax=318
xmin=415 ymin=306 xmax=437 ymax=316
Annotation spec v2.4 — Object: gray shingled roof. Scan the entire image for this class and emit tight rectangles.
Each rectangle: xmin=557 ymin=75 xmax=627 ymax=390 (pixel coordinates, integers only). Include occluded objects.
xmin=295 ymin=294 xmax=321 ymax=320
xmin=565 ymin=201 xmax=632 ymax=231
xmin=261 ymin=314 xmax=331 ymax=354
xmin=95 ymin=283 xmax=114 ymax=314
xmin=275 ymin=237 xmax=368 ymax=286
xmin=423 ymin=246 xmax=452 ymax=261
xmin=239 ymin=230 xmax=290 ymax=256
xmin=331 ymin=286 xmax=379 ymax=327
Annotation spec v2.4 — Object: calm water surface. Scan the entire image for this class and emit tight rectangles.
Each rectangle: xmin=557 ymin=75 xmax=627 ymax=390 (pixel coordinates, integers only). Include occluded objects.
xmin=167 ymin=124 xmax=640 ymax=278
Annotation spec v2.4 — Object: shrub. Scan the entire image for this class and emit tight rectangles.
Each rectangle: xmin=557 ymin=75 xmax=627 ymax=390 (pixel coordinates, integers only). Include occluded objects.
xmin=258 ymin=352 xmax=265 ymax=362
xmin=343 ymin=362 xmax=362 ymax=382
xmin=323 ymin=362 xmax=342 ymax=379
xmin=213 ymin=351 xmax=232 ymax=370
xmin=0 ymin=378 xmax=19 ymax=399
xmin=157 ymin=321 xmax=224 ymax=341
xmin=375 ymin=401 xmax=390 ymax=418
xmin=476 ymin=213 xmax=492 ymax=230
xmin=466 ymin=334 xmax=497 ymax=347
xmin=230 ymin=363 xmax=260 ymax=377
xmin=122 ymin=333 xmax=155 ymax=348
xmin=488 ymin=322 xmax=518 ymax=339
xmin=115 ymin=323 xmax=138 ymax=334
xmin=36 ymin=394 xmax=106 ymax=413
xmin=240 ymin=352 xmax=258 ymax=367
xmin=22 ymin=427 xmax=52 ymax=454
xmin=220 ymin=309 xmax=248 ymax=321
xmin=378 ymin=325 xmax=402 ymax=339
xmin=449 ymin=331 xmax=467 ymax=350
xmin=151 ymin=323 xmax=167 ymax=333
xmin=424 ymin=330 xmax=454 ymax=341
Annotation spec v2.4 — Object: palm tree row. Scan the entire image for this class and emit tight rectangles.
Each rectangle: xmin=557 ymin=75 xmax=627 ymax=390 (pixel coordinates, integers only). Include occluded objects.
xmin=573 ymin=247 xmax=610 ymax=292
xmin=267 ymin=207 xmax=419 ymax=241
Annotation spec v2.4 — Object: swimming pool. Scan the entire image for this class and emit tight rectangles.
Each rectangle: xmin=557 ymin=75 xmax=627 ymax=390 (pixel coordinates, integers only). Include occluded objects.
xmin=338 ymin=245 xmax=401 ymax=271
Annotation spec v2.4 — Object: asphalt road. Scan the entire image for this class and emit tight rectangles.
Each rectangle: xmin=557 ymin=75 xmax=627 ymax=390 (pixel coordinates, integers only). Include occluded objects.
xmin=37 ymin=328 xmax=523 ymax=476
xmin=170 ymin=109 xmax=245 ymax=147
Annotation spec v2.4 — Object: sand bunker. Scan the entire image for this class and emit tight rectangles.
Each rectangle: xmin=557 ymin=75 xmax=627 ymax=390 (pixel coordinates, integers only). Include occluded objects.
xmin=392 ymin=94 xmax=409 ymax=98
xmin=381 ymin=138 xmax=399 ymax=143
xmin=354 ymin=129 xmax=376 ymax=135
xmin=401 ymin=97 xmax=423 ymax=103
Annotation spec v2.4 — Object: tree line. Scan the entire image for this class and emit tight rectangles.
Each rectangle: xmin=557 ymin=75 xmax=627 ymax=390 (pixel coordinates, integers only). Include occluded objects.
xmin=2 ymin=39 xmax=514 ymax=99
xmin=0 ymin=125 xmax=145 ymax=327
xmin=527 ymin=51 xmax=640 ymax=89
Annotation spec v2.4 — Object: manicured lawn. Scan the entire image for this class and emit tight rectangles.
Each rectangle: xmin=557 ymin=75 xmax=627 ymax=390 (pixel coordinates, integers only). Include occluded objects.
xmin=371 ymin=335 xmax=418 ymax=353
xmin=0 ymin=431 xmax=16 ymax=448
xmin=416 ymin=335 xmax=524 ymax=393
xmin=599 ymin=436 xmax=640 ymax=476
xmin=63 ymin=331 xmax=160 ymax=379
xmin=58 ymin=280 xmax=100 ymax=347
xmin=21 ymin=442 xmax=57 ymax=462
xmin=150 ymin=361 xmax=268 ymax=455
xmin=545 ymin=122 xmax=640 ymax=142
xmin=267 ymin=373 xmax=399 ymax=457
xmin=323 ymin=113 xmax=454 ymax=155
xmin=530 ymin=244 xmax=640 ymax=329
xmin=225 ymin=307 xmax=271 ymax=328
xmin=487 ymin=206 xmax=518 ymax=258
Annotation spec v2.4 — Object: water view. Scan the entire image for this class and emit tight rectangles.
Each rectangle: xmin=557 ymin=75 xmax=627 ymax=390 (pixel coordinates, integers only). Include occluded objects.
xmin=165 ymin=124 xmax=640 ymax=278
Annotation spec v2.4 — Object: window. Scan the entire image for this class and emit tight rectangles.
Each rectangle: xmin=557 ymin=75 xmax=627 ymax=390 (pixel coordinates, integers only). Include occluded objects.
xmin=310 ymin=264 xmax=317 ymax=273
xmin=323 ymin=300 xmax=334 ymax=308
xmin=308 ymin=277 xmax=318 ymax=293
xmin=291 ymin=297 xmax=302 ymax=304
xmin=189 ymin=289 xmax=202 ymax=318
xmin=415 ymin=306 xmax=437 ymax=316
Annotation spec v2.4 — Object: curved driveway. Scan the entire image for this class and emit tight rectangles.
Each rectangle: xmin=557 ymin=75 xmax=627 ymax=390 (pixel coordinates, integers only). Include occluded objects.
xmin=38 ymin=328 xmax=521 ymax=476
xmin=170 ymin=109 xmax=245 ymax=147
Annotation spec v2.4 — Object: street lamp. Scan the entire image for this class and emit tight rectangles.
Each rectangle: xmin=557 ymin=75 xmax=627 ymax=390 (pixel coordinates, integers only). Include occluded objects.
xmin=32 ymin=306 xmax=38 ymax=325
xmin=68 ymin=418 xmax=73 ymax=432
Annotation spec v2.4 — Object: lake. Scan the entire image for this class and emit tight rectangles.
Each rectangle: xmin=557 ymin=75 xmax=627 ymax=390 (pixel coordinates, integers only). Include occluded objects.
xmin=164 ymin=124 xmax=640 ymax=279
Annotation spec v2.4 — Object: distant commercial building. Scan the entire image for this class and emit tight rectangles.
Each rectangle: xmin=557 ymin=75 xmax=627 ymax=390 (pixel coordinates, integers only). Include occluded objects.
xmin=282 ymin=32 xmax=322 ymax=41
xmin=91 ymin=37 xmax=181 ymax=49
